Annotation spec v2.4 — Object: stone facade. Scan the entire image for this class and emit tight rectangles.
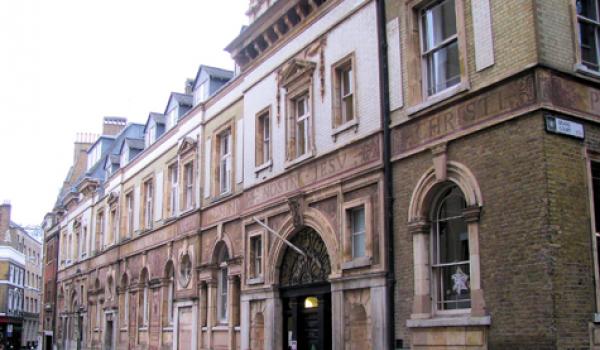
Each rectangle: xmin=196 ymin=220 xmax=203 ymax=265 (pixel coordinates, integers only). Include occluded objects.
xmin=45 ymin=1 xmax=390 ymax=350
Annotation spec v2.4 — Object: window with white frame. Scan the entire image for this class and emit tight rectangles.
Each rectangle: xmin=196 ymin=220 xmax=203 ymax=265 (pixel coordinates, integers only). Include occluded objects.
xmin=256 ymin=110 xmax=271 ymax=166
xmin=96 ymin=210 xmax=104 ymax=251
xmin=141 ymin=271 xmax=149 ymax=327
xmin=168 ymin=108 xmax=178 ymax=130
xmin=421 ymin=0 xmax=460 ymax=96
xmin=294 ymin=94 xmax=310 ymax=157
xmin=184 ymin=162 xmax=194 ymax=209
xmin=431 ymin=184 xmax=470 ymax=311
xmin=333 ymin=57 xmax=355 ymax=127
xmin=126 ymin=192 xmax=134 ymax=236
xmin=250 ymin=235 xmax=263 ymax=278
xmin=218 ymin=129 xmax=232 ymax=195
xmin=350 ymin=207 xmax=366 ymax=259
xmin=195 ymin=81 xmax=208 ymax=104
xmin=144 ymin=180 xmax=154 ymax=229
xmin=109 ymin=207 xmax=118 ymax=245
xmin=169 ymin=163 xmax=179 ymax=216
xmin=217 ymin=246 xmax=229 ymax=323
xmin=577 ymin=0 xmax=600 ymax=71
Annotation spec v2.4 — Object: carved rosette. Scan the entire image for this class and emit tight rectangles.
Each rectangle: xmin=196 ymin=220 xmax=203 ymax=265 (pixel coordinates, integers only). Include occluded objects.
xmin=279 ymin=227 xmax=331 ymax=288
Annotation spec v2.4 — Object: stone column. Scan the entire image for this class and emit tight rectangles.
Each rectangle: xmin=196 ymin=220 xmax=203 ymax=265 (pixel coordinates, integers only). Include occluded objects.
xmin=370 ymin=284 xmax=389 ymax=350
xmin=331 ymin=282 xmax=344 ymax=350
xmin=227 ymin=276 xmax=240 ymax=350
xmin=409 ymin=219 xmax=431 ymax=318
xmin=198 ymin=281 xmax=207 ymax=348
xmin=264 ymin=292 xmax=281 ymax=350
xmin=240 ymin=294 xmax=250 ymax=350
xmin=464 ymin=205 xmax=486 ymax=316
xmin=206 ymin=280 xmax=217 ymax=349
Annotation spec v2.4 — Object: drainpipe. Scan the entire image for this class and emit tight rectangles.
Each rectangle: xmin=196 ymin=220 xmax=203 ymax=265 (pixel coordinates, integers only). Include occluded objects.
xmin=375 ymin=0 xmax=396 ymax=349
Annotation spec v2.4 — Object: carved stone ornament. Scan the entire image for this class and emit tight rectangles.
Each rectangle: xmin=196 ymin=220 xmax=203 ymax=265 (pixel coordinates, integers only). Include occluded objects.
xmin=179 ymin=253 xmax=192 ymax=288
xmin=279 ymin=227 xmax=331 ymax=288
xmin=287 ymin=194 xmax=304 ymax=228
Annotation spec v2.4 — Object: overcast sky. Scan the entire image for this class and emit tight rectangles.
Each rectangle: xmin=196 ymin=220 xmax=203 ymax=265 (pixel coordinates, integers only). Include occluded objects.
xmin=0 ymin=0 xmax=248 ymax=226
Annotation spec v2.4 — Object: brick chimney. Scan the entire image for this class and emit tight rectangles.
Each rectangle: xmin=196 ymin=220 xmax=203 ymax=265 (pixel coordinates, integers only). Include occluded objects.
xmin=73 ymin=133 xmax=94 ymax=164
xmin=102 ymin=117 xmax=127 ymax=136
xmin=0 ymin=202 xmax=11 ymax=235
xmin=185 ymin=79 xmax=194 ymax=95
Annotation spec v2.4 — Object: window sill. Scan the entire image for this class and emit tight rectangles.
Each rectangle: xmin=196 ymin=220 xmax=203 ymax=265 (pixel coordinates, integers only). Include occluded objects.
xmin=254 ymin=160 xmax=273 ymax=176
xmin=138 ymin=326 xmax=148 ymax=331
xmin=575 ymin=63 xmax=600 ymax=80
xmin=284 ymin=151 xmax=314 ymax=169
xmin=213 ymin=325 xmax=228 ymax=331
xmin=331 ymin=120 xmax=359 ymax=141
xmin=163 ymin=326 xmax=173 ymax=332
xmin=407 ymin=315 xmax=491 ymax=328
xmin=247 ymin=276 xmax=264 ymax=285
xmin=594 ymin=313 xmax=600 ymax=323
xmin=341 ymin=256 xmax=372 ymax=270
xmin=407 ymin=82 xmax=469 ymax=117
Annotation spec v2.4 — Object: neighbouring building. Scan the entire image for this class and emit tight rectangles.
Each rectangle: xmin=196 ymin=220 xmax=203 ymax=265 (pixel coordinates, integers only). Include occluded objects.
xmin=385 ymin=0 xmax=600 ymax=348
xmin=0 ymin=203 xmax=42 ymax=349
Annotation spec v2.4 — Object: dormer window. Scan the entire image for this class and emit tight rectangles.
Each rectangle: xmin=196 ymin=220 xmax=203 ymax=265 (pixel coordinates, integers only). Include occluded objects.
xmin=195 ymin=82 xmax=208 ymax=105
xmin=146 ymin=124 xmax=156 ymax=146
xmin=168 ymin=108 xmax=178 ymax=130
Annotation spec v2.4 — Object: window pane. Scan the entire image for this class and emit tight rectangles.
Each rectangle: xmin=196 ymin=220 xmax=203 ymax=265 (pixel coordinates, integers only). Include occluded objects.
xmin=580 ymin=22 xmax=599 ymax=70
xmin=342 ymin=95 xmax=354 ymax=123
xmin=437 ymin=262 xmax=471 ymax=310
xmin=297 ymin=97 xmax=305 ymax=117
xmin=342 ymin=67 xmax=352 ymax=96
xmin=296 ymin=119 xmax=306 ymax=155
xmin=422 ymin=0 xmax=457 ymax=51
xmin=426 ymin=40 xmax=460 ymax=95
xmin=578 ymin=0 xmax=598 ymax=20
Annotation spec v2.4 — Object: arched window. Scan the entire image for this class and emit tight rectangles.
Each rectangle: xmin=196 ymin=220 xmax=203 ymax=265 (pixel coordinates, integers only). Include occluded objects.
xmin=431 ymin=184 xmax=470 ymax=311
xmin=216 ymin=245 xmax=229 ymax=324
xmin=120 ymin=274 xmax=129 ymax=326
xmin=164 ymin=262 xmax=174 ymax=326
xmin=140 ymin=269 xmax=149 ymax=327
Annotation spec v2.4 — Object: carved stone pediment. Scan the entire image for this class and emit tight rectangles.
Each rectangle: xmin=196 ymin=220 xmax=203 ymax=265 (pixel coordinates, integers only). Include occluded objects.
xmin=279 ymin=59 xmax=316 ymax=88
xmin=107 ymin=191 xmax=119 ymax=204
xmin=178 ymin=136 xmax=197 ymax=155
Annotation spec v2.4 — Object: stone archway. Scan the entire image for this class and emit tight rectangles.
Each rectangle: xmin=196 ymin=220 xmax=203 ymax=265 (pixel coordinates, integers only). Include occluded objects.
xmin=279 ymin=227 xmax=331 ymax=288
xmin=279 ymin=226 xmax=332 ymax=350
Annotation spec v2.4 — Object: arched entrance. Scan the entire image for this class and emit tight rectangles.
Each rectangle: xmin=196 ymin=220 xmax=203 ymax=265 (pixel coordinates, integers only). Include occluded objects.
xmin=279 ymin=227 xmax=332 ymax=350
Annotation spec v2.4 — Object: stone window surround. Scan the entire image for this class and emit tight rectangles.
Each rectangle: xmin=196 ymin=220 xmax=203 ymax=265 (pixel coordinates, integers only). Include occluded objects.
xmin=407 ymin=159 xmax=488 ymax=326
xmin=180 ymin=155 xmax=196 ymax=213
xmin=585 ymin=150 xmax=600 ymax=319
xmin=331 ymin=51 xmax=359 ymax=138
xmin=282 ymin=60 xmax=316 ymax=167
xmin=123 ymin=188 xmax=135 ymax=238
xmin=404 ymin=0 xmax=470 ymax=116
xmin=108 ymin=203 xmax=119 ymax=248
xmin=246 ymin=229 xmax=267 ymax=284
xmin=341 ymin=196 xmax=373 ymax=270
xmin=166 ymin=159 xmax=179 ymax=219
xmin=254 ymin=105 xmax=273 ymax=172
xmin=141 ymin=175 xmax=155 ymax=232
xmin=571 ymin=0 xmax=600 ymax=79
xmin=211 ymin=120 xmax=236 ymax=199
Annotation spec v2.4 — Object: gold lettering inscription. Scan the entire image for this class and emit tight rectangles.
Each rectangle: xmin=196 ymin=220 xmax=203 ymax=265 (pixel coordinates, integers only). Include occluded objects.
xmin=393 ymin=74 xmax=536 ymax=155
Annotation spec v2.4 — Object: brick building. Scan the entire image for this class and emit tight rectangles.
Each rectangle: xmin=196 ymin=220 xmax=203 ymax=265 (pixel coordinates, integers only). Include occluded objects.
xmin=43 ymin=1 xmax=390 ymax=349
xmin=40 ymin=0 xmax=600 ymax=349
xmin=385 ymin=0 xmax=600 ymax=348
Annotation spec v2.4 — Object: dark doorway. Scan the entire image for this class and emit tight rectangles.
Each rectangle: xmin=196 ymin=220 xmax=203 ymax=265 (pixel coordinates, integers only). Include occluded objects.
xmin=105 ymin=320 xmax=113 ymax=350
xmin=282 ymin=285 xmax=331 ymax=350
xmin=279 ymin=227 xmax=332 ymax=350
xmin=44 ymin=335 xmax=52 ymax=350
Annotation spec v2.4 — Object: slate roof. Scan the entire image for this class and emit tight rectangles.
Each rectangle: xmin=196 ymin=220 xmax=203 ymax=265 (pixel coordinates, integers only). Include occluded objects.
xmin=125 ymin=138 xmax=145 ymax=150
